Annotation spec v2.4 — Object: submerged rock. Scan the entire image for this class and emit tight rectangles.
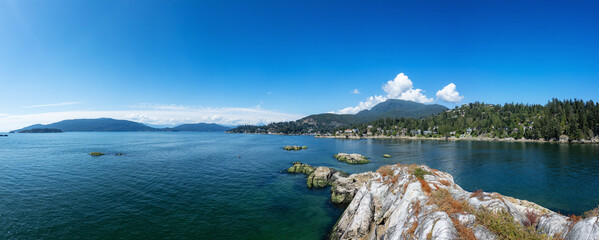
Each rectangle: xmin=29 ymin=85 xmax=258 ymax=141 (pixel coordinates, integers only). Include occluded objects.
xmin=89 ymin=152 xmax=105 ymax=156
xmin=334 ymin=153 xmax=370 ymax=164
xmin=288 ymin=162 xmax=599 ymax=239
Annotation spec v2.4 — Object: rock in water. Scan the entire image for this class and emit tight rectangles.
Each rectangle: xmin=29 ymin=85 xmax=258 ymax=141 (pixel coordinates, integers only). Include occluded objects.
xmin=283 ymin=145 xmax=306 ymax=151
xmin=382 ymin=154 xmax=392 ymax=158
xmin=286 ymin=162 xmax=316 ymax=175
xmin=334 ymin=153 xmax=370 ymax=164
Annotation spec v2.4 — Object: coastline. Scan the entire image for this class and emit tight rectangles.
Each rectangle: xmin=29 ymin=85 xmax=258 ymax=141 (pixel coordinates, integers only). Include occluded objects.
xmin=226 ymin=132 xmax=599 ymax=144
xmin=315 ymin=135 xmax=599 ymax=144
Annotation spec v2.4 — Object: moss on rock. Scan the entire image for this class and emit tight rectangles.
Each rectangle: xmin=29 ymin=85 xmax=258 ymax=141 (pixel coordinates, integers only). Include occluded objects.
xmin=286 ymin=161 xmax=316 ymax=175
xmin=284 ymin=145 xmax=308 ymax=151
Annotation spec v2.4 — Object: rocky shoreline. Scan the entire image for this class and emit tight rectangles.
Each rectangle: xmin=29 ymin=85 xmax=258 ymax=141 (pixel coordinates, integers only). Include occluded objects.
xmin=285 ymin=162 xmax=599 ymax=239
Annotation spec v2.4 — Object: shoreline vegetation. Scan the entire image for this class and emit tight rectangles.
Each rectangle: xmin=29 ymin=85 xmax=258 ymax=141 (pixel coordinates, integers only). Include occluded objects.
xmin=315 ymin=134 xmax=599 ymax=144
xmin=286 ymin=161 xmax=599 ymax=239
xmin=229 ymin=99 xmax=599 ymax=144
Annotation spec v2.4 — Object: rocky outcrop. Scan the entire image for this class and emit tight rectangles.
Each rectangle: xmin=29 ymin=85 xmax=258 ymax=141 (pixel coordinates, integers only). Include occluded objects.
xmin=289 ymin=162 xmax=599 ymax=239
xmin=284 ymin=145 xmax=308 ymax=151
xmin=286 ymin=162 xmax=375 ymax=204
xmin=334 ymin=153 xmax=371 ymax=164
xmin=286 ymin=162 xmax=316 ymax=175
xmin=331 ymin=164 xmax=599 ymax=240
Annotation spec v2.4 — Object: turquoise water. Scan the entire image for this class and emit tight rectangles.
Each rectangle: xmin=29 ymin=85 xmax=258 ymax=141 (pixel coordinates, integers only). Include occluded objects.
xmin=1 ymin=132 xmax=598 ymax=239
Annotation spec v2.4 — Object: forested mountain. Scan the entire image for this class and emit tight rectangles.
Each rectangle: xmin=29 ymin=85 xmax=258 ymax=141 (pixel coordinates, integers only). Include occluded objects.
xmin=354 ymin=99 xmax=448 ymax=120
xmin=228 ymin=99 xmax=448 ymax=134
xmin=342 ymin=99 xmax=599 ymax=141
xmin=10 ymin=118 xmax=231 ymax=132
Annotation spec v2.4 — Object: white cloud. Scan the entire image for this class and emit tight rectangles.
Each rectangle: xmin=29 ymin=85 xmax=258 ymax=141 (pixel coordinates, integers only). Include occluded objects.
xmin=351 ymin=89 xmax=360 ymax=94
xmin=23 ymin=102 xmax=82 ymax=108
xmin=382 ymin=73 xmax=433 ymax=103
xmin=436 ymin=83 xmax=463 ymax=103
xmin=397 ymin=88 xmax=433 ymax=103
xmin=0 ymin=105 xmax=303 ymax=132
xmin=337 ymin=95 xmax=386 ymax=114
xmin=336 ymin=73 xmax=433 ymax=114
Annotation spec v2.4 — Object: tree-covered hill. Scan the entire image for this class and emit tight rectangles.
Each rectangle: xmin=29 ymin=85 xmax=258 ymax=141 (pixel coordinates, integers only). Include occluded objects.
xmin=342 ymin=99 xmax=599 ymax=142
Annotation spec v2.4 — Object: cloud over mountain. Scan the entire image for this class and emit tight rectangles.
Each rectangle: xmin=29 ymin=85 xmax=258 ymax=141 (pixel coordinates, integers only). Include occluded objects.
xmin=337 ymin=73 xmax=434 ymax=114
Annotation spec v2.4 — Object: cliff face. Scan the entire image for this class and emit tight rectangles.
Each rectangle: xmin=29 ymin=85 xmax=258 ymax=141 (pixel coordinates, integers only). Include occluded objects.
xmin=287 ymin=162 xmax=599 ymax=240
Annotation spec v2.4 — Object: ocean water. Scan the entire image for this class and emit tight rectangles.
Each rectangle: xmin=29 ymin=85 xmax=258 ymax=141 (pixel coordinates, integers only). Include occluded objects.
xmin=1 ymin=132 xmax=598 ymax=239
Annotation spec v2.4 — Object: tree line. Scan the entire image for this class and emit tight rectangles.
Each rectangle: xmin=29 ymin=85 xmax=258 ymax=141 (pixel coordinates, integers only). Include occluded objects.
xmin=341 ymin=99 xmax=599 ymax=141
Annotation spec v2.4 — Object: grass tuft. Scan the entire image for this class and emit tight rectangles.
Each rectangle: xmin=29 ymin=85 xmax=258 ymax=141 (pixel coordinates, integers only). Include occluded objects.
xmin=429 ymin=189 xmax=471 ymax=214
xmin=524 ymin=211 xmax=539 ymax=227
xmin=474 ymin=209 xmax=548 ymax=240
xmin=412 ymin=167 xmax=431 ymax=180
xmin=451 ymin=218 xmax=477 ymax=240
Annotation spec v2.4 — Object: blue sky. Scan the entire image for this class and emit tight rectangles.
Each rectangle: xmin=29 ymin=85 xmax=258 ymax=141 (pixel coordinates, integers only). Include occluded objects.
xmin=1 ymin=0 xmax=598 ymax=131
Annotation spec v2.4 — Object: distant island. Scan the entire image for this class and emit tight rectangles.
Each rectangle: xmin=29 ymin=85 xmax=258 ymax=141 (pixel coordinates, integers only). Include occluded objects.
xmin=229 ymin=98 xmax=599 ymax=143
xmin=17 ymin=128 xmax=63 ymax=133
xmin=10 ymin=118 xmax=232 ymax=133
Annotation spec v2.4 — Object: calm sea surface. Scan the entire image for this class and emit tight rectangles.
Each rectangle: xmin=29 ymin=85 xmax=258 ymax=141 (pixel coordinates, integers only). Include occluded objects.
xmin=1 ymin=132 xmax=598 ymax=239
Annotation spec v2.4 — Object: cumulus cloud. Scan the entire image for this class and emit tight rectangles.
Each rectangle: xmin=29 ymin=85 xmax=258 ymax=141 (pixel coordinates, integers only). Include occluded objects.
xmin=337 ymin=95 xmax=386 ymax=114
xmin=0 ymin=105 xmax=303 ymax=132
xmin=351 ymin=89 xmax=360 ymax=94
xmin=336 ymin=73 xmax=433 ymax=114
xmin=383 ymin=73 xmax=433 ymax=103
xmin=436 ymin=83 xmax=463 ymax=103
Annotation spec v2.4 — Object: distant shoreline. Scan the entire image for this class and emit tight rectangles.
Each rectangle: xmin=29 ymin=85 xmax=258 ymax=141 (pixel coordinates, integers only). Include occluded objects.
xmin=226 ymin=132 xmax=599 ymax=144
xmin=316 ymin=135 xmax=599 ymax=144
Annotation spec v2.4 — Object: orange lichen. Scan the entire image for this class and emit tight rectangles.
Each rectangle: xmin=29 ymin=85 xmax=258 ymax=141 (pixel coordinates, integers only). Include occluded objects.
xmin=419 ymin=178 xmax=432 ymax=194
xmin=439 ymin=180 xmax=451 ymax=186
